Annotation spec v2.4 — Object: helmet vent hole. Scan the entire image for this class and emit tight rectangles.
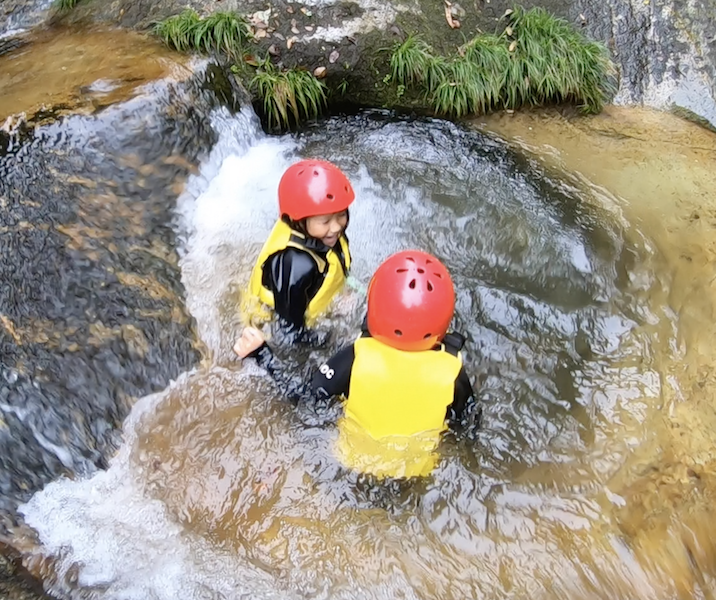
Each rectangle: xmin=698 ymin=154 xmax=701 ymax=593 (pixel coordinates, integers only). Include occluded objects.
xmin=426 ymin=259 xmax=433 ymax=265
xmin=344 ymin=185 xmax=349 ymax=192
xmin=313 ymin=170 xmax=319 ymax=176
xmin=434 ymin=272 xmax=443 ymax=279
xmin=409 ymin=279 xmax=416 ymax=289
xmin=396 ymin=268 xmax=408 ymax=273
xmin=423 ymin=333 xmax=432 ymax=339
xmin=394 ymin=329 xmax=403 ymax=336
xmin=406 ymin=257 xmax=415 ymax=263
xmin=427 ymin=281 xmax=434 ymax=291
xmin=298 ymin=169 xmax=305 ymax=175
xmin=327 ymin=193 xmax=334 ymax=200
xmin=417 ymin=268 xmax=425 ymax=274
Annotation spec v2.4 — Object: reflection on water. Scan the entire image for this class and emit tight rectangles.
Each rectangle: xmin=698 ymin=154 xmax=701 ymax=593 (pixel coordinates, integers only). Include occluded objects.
xmin=17 ymin=104 xmax=694 ymax=600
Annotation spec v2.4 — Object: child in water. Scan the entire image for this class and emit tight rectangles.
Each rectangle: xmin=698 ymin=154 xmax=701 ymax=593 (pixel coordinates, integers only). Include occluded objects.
xmin=234 ymin=250 xmax=476 ymax=480
xmin=242 ymin=158 xmax=354 ymax=342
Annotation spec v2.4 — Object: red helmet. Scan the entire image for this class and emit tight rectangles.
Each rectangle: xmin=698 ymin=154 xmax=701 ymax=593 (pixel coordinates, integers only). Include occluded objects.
xmin=366 ymin=250 xmax=455 ymax=352
xmin=278 ymin=159 xmax=355 ymax=221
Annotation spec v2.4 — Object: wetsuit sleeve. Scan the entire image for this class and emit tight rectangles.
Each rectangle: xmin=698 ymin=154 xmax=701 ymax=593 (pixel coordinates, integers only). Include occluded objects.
xmin=446 ymin=365 xmax=475 ymax=427
xmin=263 ymin=247 xmax=321 ymax=331
xmin=249 ymin=342 xmax=354 ymax=405
xmin=309 ymin=344 xmax=355 ymax=399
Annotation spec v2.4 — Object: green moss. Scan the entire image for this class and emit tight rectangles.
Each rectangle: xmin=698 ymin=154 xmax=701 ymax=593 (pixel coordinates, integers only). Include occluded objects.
xmin=153 ymin=10 xmax=250 ymax=61
xmin=389 ymin=6 xmax=615 ymax=117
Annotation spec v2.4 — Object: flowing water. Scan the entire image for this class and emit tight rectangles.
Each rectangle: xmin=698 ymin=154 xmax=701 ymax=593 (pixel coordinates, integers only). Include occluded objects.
xmin=0 ymin=26 xmax=231 ymax=548
xmin=2 ymin=26 xmax=716 ymax=600
xmin=0 ymin=28 xmax=188 ymax=124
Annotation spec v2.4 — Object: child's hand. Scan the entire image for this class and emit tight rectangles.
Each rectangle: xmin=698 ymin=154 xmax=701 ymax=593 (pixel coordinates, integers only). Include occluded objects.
xmin=233 ymin=327 xmax=266 ymax=359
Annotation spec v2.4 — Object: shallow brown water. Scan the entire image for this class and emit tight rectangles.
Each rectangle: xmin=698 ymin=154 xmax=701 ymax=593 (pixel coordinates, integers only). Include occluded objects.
xmin=476 ymin=107 xmax=716 ymax=597
xmin=96 ymin=110 xmax=690 ymax=599
xmin=0 ymin=27 xmax=187 ymax=122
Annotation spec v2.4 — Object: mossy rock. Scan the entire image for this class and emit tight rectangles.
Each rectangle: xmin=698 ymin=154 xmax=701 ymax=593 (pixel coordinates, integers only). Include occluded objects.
xmin=55 ymin=0 xmax=612 ymax=127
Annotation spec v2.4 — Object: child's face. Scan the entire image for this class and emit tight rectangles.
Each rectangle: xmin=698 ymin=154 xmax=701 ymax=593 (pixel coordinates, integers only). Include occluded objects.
xmin=305 ymin=210 xmax=348 ymax=247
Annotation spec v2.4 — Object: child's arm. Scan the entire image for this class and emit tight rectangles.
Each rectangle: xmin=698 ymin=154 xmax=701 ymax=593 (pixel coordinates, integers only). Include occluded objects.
xmin=440 ymin=331 xmax=478 ymax=431
xmin=264 ymin=248 xmax=321 ymax=332
xmin=446 ymin=367 xmax=476 ymax=430
xmin=234 ymin=327 xmax=353 ymax=405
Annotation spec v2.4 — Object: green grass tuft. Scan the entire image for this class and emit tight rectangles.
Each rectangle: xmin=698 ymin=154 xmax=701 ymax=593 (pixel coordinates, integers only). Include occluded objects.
xmin=504 ymin=6 xmax=615 ymax=113
xmin=153 ymin=10 xmax=250 ymax=60
xmin=54 ymin=0 xmax=80 ymax=13
xmin=251 ymin=61 xmax=327 ymax=130
xmin=390 ymin=6 xmax=615 ymax=117
xmin=389 ymin=35 xmax=435 ymax=86
xmin=154 ymin=10 xmax=201 ymax=52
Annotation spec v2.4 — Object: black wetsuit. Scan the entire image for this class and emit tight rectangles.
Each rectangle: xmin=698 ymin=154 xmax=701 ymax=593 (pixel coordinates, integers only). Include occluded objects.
xmin=261 ymin=234 xmax=350 ymax=341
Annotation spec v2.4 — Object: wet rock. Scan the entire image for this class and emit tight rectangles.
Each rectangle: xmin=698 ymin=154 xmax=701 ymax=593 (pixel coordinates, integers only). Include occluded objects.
xmin=41 ymin=0 xmax=580 ymax=112
xmin=0 ymin=36 xmax=28 ymax=57
xmin=3 ymin=0 xmax=716 ymax=124
xmin=0 ymin=543 xmax=55 ymax=600
xmin=574 ymin=0 xmax=716 ymax=129
xmin=0 ymin=61 xmax=247 ymax=541
xmin=0 ymin=0 xmax=53 ymax=35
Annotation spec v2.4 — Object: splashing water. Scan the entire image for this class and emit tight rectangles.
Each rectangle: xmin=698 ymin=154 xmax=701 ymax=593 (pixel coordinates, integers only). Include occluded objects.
xmin=18 ymin=104 xmax=678 ymax=600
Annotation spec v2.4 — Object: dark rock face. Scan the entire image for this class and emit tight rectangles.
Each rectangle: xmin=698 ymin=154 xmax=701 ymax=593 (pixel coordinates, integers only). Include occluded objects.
xmin=0 ymin=0 xmax=52 ymax=34
xmin=2 ymin=0 xmax=716 ymax=126
xmin=0 ymin=64 xmax=246 ymax=537
xmin=0 ymin=61 xmax=248 ymax=600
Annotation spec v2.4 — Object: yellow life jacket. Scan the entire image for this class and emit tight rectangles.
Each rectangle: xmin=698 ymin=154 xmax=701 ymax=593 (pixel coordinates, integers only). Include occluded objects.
xmin=243 ymin=219 xmax=351 ymax=326
xmin=334 ymin=336 xmax=463 ymax=479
